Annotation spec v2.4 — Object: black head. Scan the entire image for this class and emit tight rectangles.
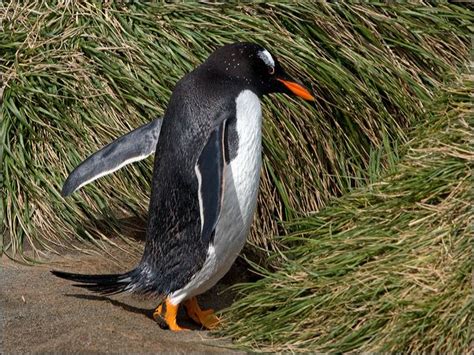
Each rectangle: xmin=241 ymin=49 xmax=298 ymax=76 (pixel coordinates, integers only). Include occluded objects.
xmin=203 ymin=42 xmax=314 ymax=101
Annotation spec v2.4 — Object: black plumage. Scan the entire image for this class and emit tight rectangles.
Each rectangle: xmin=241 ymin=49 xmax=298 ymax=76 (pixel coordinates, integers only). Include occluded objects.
xmin=52 ymin=42 xmax=314 ymax=301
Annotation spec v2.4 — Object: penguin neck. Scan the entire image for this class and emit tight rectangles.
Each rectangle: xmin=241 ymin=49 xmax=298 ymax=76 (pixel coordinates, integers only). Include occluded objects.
xmin=234 ymin=90 xmax=262 ymax=145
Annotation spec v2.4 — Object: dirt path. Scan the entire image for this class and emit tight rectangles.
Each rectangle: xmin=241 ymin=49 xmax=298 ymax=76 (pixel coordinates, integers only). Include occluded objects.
xmin=1 ymin=249 xmax=243 ymax=353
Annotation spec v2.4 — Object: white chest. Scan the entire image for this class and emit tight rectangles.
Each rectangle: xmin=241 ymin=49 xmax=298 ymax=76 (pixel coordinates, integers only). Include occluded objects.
xmin=207 ymin=90 xmax=263 ymax=280
xmin=169 ymin=90 xmax=262 ymax=304
xmin=227 ymin=90 xmax=262 ymax=223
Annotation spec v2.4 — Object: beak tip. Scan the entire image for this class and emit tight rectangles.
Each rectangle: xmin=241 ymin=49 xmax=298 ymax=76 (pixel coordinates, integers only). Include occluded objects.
xmin=277 ymin=78 xmax=315 ymax=102
xmin=305 ymin=94 xmax=316 ymax=102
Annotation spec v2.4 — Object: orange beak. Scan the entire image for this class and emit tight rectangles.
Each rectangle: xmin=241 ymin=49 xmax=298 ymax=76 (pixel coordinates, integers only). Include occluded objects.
xmin=277 ymin=78 xmax=315 ymax=101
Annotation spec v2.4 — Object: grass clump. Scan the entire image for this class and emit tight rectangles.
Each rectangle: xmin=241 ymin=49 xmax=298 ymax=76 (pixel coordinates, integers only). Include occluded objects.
xmin=1 ymin=2 xmax=472 ymax=352
xmin=218 ymin=75 xmax=473 ymax=352
xmin=1 ymin=2 xmax=470 ymax=259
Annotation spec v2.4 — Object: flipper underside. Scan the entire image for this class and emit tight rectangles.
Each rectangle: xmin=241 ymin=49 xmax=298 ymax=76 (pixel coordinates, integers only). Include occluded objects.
xmin=62 ymin=118 xmax=162 ymax=196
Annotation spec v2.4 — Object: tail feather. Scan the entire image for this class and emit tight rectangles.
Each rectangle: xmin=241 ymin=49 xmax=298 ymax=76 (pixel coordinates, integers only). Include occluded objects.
xmin=51 ymin=270 xmax=134 ymax=295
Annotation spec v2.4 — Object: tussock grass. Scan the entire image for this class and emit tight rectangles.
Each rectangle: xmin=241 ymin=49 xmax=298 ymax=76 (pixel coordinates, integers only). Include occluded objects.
xmin=217 ymin=75 xmax=473 ymax=352
xmin=1 ymin=1 xmax=472 ymax=352
xmin=1 ymin=2 xmax=470 ymax=259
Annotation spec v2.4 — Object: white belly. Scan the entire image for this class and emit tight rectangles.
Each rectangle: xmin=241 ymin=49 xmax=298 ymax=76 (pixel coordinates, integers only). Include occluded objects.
xmin=169 ymin=90 xmax=262 ymax=304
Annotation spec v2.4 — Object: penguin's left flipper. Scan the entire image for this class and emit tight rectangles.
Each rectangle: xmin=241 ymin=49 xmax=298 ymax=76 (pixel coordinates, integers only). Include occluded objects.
xmin=62 ymin=118 xmax=162 ymax=197
xmin=195 ymin=119 xmax=228 ymax=244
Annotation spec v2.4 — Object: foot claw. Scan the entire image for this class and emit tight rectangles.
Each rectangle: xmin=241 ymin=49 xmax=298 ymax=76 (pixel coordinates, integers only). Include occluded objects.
xmin=153 ymin=304 xmax=167 ymax=328
xmin=168 ymin=323 xmax=189 ymax=331
xmin=201 ymin=313 xmax=220 ymax=330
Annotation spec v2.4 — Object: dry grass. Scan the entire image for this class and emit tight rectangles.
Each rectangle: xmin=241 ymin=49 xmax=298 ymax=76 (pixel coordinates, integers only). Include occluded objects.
xmin=1 ymin=2 xmax=470 ymax=260
xmin=0 ymin=2 xmax=472 ymax=351
xmin=218 ymin=74 xmax=473 ymax=352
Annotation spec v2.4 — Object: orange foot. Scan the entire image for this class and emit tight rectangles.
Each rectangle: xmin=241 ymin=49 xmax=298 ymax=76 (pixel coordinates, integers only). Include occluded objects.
xmin=184 ymin=297 xmax=220 ymax=329
xmin=153 ymin=298 xmax=188 ymax=331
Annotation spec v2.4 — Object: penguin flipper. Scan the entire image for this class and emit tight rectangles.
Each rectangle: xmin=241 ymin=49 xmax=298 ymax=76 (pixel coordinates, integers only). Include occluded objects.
xmin=195 ymin=120 xmax=227 ymax=244
xmin=62 ymin=118 xmax=163 ymax=196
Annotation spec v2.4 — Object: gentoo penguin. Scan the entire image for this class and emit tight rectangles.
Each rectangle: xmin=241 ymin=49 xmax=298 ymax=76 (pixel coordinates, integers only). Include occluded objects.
xmin=52 ymin=42 xmax=314 ymax=331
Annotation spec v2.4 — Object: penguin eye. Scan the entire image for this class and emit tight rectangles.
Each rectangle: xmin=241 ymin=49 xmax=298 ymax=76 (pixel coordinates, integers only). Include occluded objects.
xmin=268 ymin=66 xmax=275 ymax=75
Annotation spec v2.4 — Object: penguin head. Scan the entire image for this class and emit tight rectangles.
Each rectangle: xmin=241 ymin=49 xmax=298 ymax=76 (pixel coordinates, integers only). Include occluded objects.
xmin=205 ymin=42 xmax=314 ymax=101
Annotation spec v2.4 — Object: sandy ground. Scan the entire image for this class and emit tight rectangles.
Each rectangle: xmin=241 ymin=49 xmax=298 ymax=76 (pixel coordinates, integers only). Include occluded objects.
xmin=0 ymin=245 xmax=247 ymax=353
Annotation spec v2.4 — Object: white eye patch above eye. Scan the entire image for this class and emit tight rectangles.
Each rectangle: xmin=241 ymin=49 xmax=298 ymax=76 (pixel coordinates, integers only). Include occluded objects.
xmin=257 ymin=49 xmax=275 ymax=69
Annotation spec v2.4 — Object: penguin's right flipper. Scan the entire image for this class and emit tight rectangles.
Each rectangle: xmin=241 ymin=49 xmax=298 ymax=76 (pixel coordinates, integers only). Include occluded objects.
xmin=62 ymin=118 xmax=163 ymax=197
xmin=195 ymin=120 xmax=227 ymax=244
